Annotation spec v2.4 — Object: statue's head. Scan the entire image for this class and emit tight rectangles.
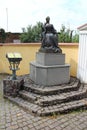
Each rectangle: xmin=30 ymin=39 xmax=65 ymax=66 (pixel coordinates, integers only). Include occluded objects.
xmin=46 ymin=16 xmax=50 ymax=22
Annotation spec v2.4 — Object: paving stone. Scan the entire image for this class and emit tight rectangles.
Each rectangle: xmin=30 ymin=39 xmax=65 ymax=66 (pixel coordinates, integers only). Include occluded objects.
xmin=17 ymin=128 xmax=23 ymax=130
xmin=23 ymin=126 xmax=29 ymax=130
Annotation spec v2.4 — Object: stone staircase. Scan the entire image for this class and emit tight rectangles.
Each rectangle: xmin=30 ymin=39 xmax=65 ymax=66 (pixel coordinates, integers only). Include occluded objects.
xmin=5 ymin=75 xmax=87 ymax=116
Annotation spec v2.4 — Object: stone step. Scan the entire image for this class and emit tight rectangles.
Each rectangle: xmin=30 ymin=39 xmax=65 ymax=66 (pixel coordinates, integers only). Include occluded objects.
xmin=23 ymin=78 xmax=80 ymax=95
xmin=19 ymin=84 xmax=87 ymax=107
xmin=19 ymin=90 xmax=41 ymax=103
xmin=4 ymin=95 xmax=41 ymax=115
xmin=5 ymin=95 xmax=87 ymax=116
xmin=4 ymin=75 xmax=87 ymax=117
xmin=39 ymin=99 xmax=87 ymax=116
xmin=36 ymin=84 xmax=87 ymax=106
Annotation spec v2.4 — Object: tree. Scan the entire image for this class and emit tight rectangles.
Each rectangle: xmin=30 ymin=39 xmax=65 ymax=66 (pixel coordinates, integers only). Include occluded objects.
xmin=58 ymin=24 xmax=74 ymax=43
xmin=0 ymin=28 xmax=6 ymax=43
xmin=20 ymin=23 xmax=79 ymax=43
xmin=58 ymin=24 xmax=79 ymax=43
xmin=20 ymin=22 xmax=43 ymax=43
xmin=72 ymin=33 xmax=79 ymax=43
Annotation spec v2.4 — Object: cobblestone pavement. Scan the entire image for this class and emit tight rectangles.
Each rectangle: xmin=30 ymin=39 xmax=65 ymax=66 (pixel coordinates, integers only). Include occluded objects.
xmin=1 ymin=75 xmax=87 ymax=130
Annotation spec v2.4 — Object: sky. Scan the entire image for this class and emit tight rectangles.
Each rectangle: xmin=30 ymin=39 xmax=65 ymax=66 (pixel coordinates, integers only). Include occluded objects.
xmin=0 ymin=0 xmax=87 ymax=32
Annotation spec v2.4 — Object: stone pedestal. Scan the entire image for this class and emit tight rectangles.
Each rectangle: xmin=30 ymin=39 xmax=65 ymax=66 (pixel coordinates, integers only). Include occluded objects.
xmin=30 ymin=52 xmax=70 ymax=86
xmin=36 ymin=52 xmax=65 ymax=65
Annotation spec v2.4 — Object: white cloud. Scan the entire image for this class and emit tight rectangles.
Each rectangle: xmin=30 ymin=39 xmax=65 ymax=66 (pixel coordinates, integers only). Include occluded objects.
xmin=0 ymin=0 xmax=87 ymax=32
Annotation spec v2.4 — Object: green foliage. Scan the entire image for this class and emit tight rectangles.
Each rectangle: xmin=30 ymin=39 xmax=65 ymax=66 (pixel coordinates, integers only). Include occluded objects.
xmin=0 ymin=28 xmax=6 ymax=43
xmin=58 ymin=24 xmax=79 ymax=43
xmin=20 ymin=23 xmax=79 ymax=43
xmin=58 ymin=24 xmax=73 ymax=43
xmin=72 ymin=33 xmax=79 ymax=43
xmin=20 ymin=22 xmax=43 ymax=43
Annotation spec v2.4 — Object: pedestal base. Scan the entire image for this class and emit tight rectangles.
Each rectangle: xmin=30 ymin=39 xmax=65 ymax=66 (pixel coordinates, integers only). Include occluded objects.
xmin=30 ymin=61 xmax=70 ymax=86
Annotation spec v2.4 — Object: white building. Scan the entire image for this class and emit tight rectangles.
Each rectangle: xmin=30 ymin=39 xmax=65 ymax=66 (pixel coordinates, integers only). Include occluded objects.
xmin=77 ymin=23 xmax=87 ymax=83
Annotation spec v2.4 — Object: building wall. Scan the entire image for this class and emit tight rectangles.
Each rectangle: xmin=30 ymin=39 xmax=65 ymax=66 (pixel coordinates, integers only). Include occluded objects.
xmin=0 ymin=43 xmax=78 ymax=76
xmin=60 ymin=43 xmax=78 ymax=76
xmin=77 ymin=31 xmax=87 ymax=83
xmin=5 ymin=32 xmax=21 ymax=43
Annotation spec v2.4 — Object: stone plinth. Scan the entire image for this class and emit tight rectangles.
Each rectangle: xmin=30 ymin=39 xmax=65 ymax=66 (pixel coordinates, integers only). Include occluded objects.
xmin=30 ymin=61 xmax=70 ymax=86
xmin=30 ymin=52 xmax=70 ymax=86
xmin=36 ymin=52 xmax=65 ymax=66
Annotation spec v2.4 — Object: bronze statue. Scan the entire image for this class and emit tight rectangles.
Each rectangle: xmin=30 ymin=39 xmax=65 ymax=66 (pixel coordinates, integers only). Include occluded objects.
xmin=39 ymin=16 xmax=62 ymax=53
